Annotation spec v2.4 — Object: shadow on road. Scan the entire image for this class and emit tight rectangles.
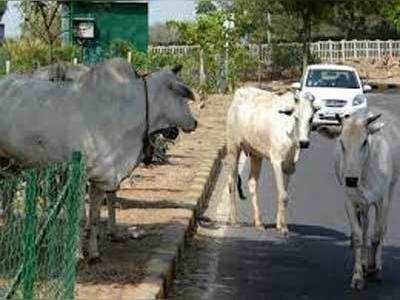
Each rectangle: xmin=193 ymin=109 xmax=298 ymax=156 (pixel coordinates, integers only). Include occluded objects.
xmin=170 ymin=224 xmax=400 ymax=300
xmin=287 ymin=223 xmax=348 ymax=241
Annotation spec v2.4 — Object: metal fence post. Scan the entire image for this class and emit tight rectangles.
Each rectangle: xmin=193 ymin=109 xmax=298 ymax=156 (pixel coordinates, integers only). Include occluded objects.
xmin=341 ymin=40 xmax=345 ymax=62
xmin=317 ymin=41 xmax=322 ymax=61
xmin=22 ymin=169 xmax=38 ymax=300
xmin=127 ymin=51 xmax=132 ymax=63
xmin=5 ymin=60 xmax=10 ymax=75
xmin=63 ymin=152 xmax=85 ymax=299
xmin=377 ymin=40 xmax=381 ymax=59
xmin=199 ymin=49 xmax=206 ymax=86
xmin=353 ymin=40 xmax=357 ymax=59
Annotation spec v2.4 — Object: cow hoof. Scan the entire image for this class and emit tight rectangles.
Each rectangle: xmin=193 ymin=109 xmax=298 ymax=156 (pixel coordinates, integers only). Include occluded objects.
xmin=87 ymin=256 xmax=102 ymax=265
xmin=277 ymin=225 xmax=289 ymax=236
xmin=108 ymin=233 xmax=125 ymax=243
xmin=229 ymin=217 xmax=238 ymax=227
xmin=198 ymin=217 xmax=219 ymax=229
xmin=254 ymin=223 xmax=265 ymax=231
xmin=367 ymin=269 xmax=383 ymax=282
xmin=351 ymin=277 xmax=365 ymax=291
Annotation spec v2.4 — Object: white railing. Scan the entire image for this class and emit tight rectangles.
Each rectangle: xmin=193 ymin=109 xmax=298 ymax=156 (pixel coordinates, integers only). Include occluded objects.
xmin=150 ymin=40 xmax=400 ymax=62
xmin=310 ymin=40 xmax=400 ymax=62
xmin=150 ymin=45 xmax=200 ymax=55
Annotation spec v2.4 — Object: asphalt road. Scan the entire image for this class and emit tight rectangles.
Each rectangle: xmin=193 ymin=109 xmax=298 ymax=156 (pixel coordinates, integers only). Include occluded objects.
xmin=169 ymin=91 xmax=400 ymax=300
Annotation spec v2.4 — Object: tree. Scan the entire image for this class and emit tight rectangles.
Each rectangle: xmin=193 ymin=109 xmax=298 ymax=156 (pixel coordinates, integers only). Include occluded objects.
xmin=329 ymin=0 xmax=396 ymax=40
xmin=196 ymin=0 xmax=217 ymax=15
xmin=20 ymin=0 xmax=62 ymax=63
xmin=385 ymin=0 xmax=400 ymax=37
xmin=150 ymin=23 xmax=184 ymax=46
xmin=277 ymin=0 xmax=336 ymax=73
xmin=0 ymin=0 xmax=7 ymax=21
xmin=170 ymin=10 xmax=239 ymax=92
xmin=234 ymin=0 xmax=276 ymax=44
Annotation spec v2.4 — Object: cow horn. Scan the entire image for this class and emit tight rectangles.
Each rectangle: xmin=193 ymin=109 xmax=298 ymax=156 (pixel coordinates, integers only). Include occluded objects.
xmin=172 ymin=65 xmax=183 ymax=74
xmin=366 ymin=113 xmax=382 ymax=125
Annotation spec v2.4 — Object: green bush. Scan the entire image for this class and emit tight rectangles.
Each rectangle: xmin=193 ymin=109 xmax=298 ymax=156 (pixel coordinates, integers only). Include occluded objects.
xmin=105 ymin=40 xmax=206 ymax=92
xmin=270 ymin=44 xmax=303 ymax=74
xmin=0 ymin=39 xmax=80 ymax=74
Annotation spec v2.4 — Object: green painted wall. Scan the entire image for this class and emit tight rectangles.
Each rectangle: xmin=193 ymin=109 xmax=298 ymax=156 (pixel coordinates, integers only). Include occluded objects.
xmin=71 ymin=2 xmax=148 ymax=52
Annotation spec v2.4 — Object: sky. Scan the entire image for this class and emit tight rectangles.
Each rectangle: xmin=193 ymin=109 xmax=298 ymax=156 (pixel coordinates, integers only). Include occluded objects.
xmin=1 ymin=0 xmax=197 ymax=38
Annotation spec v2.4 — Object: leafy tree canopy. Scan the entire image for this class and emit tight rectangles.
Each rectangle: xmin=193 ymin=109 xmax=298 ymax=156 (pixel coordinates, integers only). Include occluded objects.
xmin=196 ymin=0 xmax=217 ymax=15
xmin=0 ymin=0 xmax=7 ymax=21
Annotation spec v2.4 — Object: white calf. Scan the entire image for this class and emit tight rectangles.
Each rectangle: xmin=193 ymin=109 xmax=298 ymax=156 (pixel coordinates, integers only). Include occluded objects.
xmin=226 ymin=87 xmax=317 ymax=234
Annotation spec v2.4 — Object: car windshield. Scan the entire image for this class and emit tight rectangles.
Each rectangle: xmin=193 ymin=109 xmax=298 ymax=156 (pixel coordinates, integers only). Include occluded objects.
xmin=305 ymin=69 xmax=360 ymax=89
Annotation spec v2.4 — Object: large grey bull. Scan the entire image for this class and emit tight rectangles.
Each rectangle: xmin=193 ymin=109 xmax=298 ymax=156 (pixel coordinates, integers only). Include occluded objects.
xmin=0 ymin=58 xmax=197 ymax=262
xmin=319 ymin=112 xmax=399 ymax=290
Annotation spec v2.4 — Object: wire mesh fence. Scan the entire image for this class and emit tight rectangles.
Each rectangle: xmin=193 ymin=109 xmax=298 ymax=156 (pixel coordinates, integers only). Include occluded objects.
xmin=0 ymin=152 xmax=86 ymax=299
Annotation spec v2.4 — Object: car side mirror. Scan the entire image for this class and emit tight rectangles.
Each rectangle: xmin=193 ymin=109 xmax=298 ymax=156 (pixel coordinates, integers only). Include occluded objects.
xmin=291 ymin=82 xmax=301 ymax=90
xmin=363 ymin=85 xmax=372 ymax=93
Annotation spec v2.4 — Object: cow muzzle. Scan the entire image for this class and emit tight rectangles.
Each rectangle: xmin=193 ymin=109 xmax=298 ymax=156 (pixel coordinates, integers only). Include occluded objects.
xmin=345 ymin=177 xmax=359 ymax=188
xmin=161 ymin=127 xmax=179 ymax=140
xmin=299 ymin=141 xmax=310 ymax=149
xmin=180 ymin=118 xmax=198 ymax=133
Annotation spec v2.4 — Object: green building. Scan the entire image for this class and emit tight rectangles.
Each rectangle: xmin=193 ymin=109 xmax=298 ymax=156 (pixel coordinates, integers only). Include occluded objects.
xmin=60 ymin=0 xmax=149 ymax=62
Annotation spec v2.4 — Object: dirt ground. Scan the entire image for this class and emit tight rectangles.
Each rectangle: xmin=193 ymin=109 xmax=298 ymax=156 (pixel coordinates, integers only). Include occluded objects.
xmin=75 ymin=94 xmax=231 ymax=299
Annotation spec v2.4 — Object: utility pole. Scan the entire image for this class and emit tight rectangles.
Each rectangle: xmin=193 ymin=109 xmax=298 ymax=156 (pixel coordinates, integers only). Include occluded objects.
xmin=267 ymin=11 xmax=272 ymax=44
xmin=221 ymin=15 xmax=235 ymax=93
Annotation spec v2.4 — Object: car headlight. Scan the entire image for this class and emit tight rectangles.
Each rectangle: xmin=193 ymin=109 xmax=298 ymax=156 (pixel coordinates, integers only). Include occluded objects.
xmin=353 ymin=94 xmax=367 ymax=106
xmin=303 ymin=92 xmax=315 ymax=101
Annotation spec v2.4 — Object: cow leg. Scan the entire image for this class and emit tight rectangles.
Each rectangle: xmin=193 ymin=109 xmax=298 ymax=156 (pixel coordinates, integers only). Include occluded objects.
xmin=106 ymin=192 xmax=117 ymax=238
xmin=370 ymin=197 xmax=390 ymax=281
xmin=249 ymin=155 xmax=263 ymax=229
xmin=237 ymin=151 xmax=248 ymax=200
xmin=78 ymin=201 xmax=87 ymax=260
xmin=227 ymin=145 xmax=240 ymax=225
xmin=88 ymin=185 xmax=104 ymax=263
xmin=294 ymin=148 xmax=300 ymax=164
xmin=84 ymin=193 xmax=91 ymax=237
xmin=272 ymin=161 xmax=289 ymax=234
xmin=345 ymin=199 xmax=365 ymax=290
xmin=360 ymin=209 xmax=370 ymax=271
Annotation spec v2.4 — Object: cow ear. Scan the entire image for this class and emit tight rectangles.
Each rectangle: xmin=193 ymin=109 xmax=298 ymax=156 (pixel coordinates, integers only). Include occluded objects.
xmin=169 ymin=81 xmax=196 ymax=101
xmin=317 ymin=126 xmax=342 ymax=139
xmin=172 ymin=65 xmax=183 ymax=74
xmin=368 ymin=122 xmax=384 ymax=134
xmin=366 ymin=113 xmax=382 ymax=125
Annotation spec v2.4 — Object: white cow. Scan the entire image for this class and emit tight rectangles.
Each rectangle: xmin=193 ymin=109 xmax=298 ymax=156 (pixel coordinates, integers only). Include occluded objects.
xmin=226 ymin=87 xmax=318 ymax=234
xmin=318 ymin=113 xmax=399 ymax=290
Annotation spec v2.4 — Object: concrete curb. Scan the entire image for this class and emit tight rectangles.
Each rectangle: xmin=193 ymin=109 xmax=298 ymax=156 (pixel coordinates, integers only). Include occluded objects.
xmin=125 ymin=145 xmax=227 ymax=299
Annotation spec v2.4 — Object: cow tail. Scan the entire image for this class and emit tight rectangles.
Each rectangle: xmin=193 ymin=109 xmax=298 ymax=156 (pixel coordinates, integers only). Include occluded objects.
xmin=237 ymin=174 xmax=246 ymax=200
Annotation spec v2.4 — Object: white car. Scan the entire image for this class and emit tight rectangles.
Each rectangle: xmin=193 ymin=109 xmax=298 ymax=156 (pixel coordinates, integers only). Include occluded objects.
xmin=292 ymin=64 xmax=371 ymax=126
